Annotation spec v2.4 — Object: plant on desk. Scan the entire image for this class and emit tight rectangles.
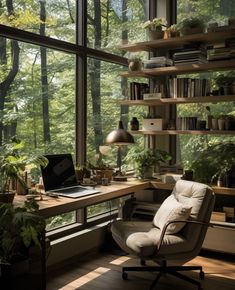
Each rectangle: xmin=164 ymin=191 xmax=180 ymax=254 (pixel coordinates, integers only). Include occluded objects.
xmin=0 ymin=199 xmax=45 ymax=281
xmin=124 ymin=148 xmax=171 ymax=180
xmin=0 ymin=138 xmax=48 ymax=203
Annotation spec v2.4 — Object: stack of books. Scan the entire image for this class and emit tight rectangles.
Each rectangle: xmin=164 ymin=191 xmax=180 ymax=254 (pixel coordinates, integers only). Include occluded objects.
xmin=143 ymin=56 xmax=173 ymax=68
xmin=207 ymin=38 xmax=235 ymax=61
xmin=172 ymin=45 xmax=207 ymax=66
xmin=176 ymin=117 xmax=198 ymax=130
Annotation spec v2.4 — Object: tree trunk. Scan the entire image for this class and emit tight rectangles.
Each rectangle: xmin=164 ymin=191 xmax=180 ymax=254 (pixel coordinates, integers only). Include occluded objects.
xmin=89 ymin=0 xmax=103 ymax=154
xmin=39 ymin=0 xmax=51 ymax=144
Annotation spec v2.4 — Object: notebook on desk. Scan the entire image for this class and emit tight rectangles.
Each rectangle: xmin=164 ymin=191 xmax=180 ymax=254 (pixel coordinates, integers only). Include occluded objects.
xmin=40 ymin=154 xmax=100 ymax=198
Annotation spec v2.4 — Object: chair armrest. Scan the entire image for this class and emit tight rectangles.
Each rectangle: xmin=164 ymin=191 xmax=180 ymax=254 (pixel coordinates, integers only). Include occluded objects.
xmin=155 ymin=220 xmax=214 ymax=254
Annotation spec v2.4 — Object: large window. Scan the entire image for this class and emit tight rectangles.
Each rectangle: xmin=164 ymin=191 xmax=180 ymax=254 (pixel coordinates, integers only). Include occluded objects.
xmin=0 ymin=0 xmax=150 ymax=234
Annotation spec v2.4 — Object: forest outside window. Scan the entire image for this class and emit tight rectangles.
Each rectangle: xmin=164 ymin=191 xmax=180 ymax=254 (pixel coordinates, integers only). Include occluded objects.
xmin=87 ymin=0 xmax=149 ymax=55
xmin=0 ymin=0 xmax=76 ymax=43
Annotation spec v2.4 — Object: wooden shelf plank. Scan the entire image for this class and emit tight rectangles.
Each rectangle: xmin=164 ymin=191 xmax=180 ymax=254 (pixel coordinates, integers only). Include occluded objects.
xmin=131 ymin=130 xmax=235 ymax=135
xmin=150 ymin=181 xmax=235 ymax=196
xmin=120 ymin=95 xmax=235 ymax=106
xmin=120 ymin=60 xmax=235 ymax=77
xmin=119 ymin=29 xmax=235 ymax=52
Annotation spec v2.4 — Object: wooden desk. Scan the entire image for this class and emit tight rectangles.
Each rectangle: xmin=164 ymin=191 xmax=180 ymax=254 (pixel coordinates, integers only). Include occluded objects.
xmin=14 ymin=180 xmax=235 ymax=218
xmin=14 ymin=179 xmax=150 ymax=218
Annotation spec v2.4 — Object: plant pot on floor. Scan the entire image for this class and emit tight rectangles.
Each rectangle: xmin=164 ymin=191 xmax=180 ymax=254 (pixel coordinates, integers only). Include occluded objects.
xmin=0 ymin=192 xmax=15 ymax=203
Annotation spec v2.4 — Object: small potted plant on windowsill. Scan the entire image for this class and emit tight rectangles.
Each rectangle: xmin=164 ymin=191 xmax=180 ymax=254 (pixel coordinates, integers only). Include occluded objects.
xmin=142 ymin=17 xmax=167 ymax=40
xmin=167 ymin=24 xmax=180 ymax=38
xmin=0 ymin=138 xmax=48 ymax=203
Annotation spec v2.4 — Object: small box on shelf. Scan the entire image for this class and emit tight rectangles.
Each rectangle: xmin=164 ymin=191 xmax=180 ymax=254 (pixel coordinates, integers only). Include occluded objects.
xmin=211 ymin=211 xmax=226 ymax=222
xmin=142 ymin=118 xmax=166 ymax=131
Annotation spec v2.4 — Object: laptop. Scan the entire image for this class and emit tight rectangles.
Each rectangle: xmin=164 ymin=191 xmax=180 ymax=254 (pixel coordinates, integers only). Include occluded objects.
xmin=40 ymin=154 xmax=100 ymax=198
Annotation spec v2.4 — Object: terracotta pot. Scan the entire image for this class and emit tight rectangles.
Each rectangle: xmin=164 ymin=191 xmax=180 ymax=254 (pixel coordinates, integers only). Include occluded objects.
xmin=148 ymin=29 xmax=164 ymax=40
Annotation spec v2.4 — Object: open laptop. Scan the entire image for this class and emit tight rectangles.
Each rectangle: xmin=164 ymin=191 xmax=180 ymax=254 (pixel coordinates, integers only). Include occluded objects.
xmin=40 ymin=154 xmax=100 ymax=198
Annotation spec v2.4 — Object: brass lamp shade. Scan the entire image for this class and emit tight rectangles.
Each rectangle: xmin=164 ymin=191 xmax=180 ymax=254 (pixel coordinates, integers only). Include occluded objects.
xmin=106 ymin=120 xmax=134 ymax=145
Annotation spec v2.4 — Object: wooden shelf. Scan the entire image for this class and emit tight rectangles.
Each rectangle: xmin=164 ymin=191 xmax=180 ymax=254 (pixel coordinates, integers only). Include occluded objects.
xmin=119 ymin=29 xmax=235 ymax=52
xmin=120 ymin=60 xmax=235 ymax=78
xmin=150 ymin=181 xmax=235 ymax=196
xmin=131 ymin=130 xmax=235 ymax=135
xmin=120 ymin=95 xmax=235 ymax=106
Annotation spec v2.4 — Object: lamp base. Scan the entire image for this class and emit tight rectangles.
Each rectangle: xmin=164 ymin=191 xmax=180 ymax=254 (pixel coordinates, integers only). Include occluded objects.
xmin=113 ymin=175 xmax=128 ymax=182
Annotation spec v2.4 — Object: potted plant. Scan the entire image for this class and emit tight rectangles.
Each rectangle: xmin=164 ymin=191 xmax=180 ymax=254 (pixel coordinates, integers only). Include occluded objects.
xmin=142 ymin=17 xmax=167 ymax=40
xmin=190 ymin=142 xmax=235 ymax=187
xmin=0 ymin=138 xmax=48 ymax=203
xmin=0 ymin=199 xmax=45 ymax=281
xmin=179 ymin=17 xmax=205 ymax=35
xmin=128 ymin=57 xmax=142 ymax=71
xmin=167 ymin=24 xmax=180 ymax=38
xmin=215 ymin=72 xmax=235 ymax=95
xmin=124 ymin=148 xmax=171 ymax=179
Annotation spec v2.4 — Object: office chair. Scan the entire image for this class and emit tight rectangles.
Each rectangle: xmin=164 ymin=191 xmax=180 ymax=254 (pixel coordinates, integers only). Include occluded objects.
xmin=111 ymin=180 xmax=215 ymax=290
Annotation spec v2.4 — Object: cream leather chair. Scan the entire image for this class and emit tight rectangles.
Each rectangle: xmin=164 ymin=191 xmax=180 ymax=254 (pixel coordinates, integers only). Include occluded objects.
xmin=111 ymin=180 xmax=215 ymax=290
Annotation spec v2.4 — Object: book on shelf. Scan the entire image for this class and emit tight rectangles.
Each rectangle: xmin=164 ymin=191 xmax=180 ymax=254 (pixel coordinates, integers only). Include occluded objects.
xmin=168 ymin=77 xmax=210 ymax=98
xmin=129 ymin=82 xmax=149 ymax=100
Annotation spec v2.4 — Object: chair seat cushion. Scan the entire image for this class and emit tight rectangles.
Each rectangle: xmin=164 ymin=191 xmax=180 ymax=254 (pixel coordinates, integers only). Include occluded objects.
xmin=111 ymin=220 xmax=186 ymax=258
xmin=153 ymin=194 xmax=192 ymax=234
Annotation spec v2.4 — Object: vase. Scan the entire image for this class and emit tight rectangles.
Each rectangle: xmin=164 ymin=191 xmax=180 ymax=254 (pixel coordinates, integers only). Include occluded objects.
xmin=148 ymin=29 xmax=164 ymax=40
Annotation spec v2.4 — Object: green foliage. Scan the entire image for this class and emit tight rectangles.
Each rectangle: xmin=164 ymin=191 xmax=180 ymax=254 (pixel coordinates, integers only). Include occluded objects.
xmin=0 ymin=199 xmax=45 ymax=264
xmin=190 ymin=142 xmax=235 ymax=184
xmin=0 ymin=138 xmax=48 ymax=193
xmin=124 ymin=147 xmax=171 ymax=179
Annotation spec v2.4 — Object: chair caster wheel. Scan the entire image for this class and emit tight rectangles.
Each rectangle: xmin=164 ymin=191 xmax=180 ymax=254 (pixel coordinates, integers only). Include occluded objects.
xmin=200 ymin=270 xmax=205 ymax=279
xmin=122 ymin=272 xmax=128 ymax=280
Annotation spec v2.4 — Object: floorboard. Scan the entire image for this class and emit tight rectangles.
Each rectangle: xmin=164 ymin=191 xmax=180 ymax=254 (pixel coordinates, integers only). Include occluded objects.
xmin=47 ymin=250 xmax=235 ymax=290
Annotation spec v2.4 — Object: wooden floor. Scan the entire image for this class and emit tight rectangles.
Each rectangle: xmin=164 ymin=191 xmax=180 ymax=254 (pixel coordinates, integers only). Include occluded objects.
xmin=47 ymin=250 xmax=235 ymax=290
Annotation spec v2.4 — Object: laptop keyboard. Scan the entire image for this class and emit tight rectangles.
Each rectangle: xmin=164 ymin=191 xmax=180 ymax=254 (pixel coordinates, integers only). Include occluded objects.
xmin=57 ymin=186 xmax=87 ymax=194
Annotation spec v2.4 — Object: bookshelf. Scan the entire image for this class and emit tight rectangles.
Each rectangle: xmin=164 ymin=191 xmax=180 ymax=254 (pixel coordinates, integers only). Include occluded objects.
xmin=119 ymin=29 xmax=235 ymax=253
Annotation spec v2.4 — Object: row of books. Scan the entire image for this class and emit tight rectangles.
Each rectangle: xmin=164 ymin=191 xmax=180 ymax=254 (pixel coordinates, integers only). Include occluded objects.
xmin=167 ymin=77 xmax=210 ymax=98
xmin=129 ymin=82 xmax=149 ymax=100
xmin=176 ymin=117 xmax=198 ymax=130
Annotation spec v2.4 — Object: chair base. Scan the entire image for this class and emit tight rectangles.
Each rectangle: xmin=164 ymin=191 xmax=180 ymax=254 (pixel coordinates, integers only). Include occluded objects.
xmin=122 ymin=262 xmax=204 ymax=290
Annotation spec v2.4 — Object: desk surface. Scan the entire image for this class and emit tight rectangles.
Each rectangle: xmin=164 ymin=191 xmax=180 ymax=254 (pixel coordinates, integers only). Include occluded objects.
xmin=14 ymin=179 xmax=150 ymax=218
xmin=14 ymin=179 xmax=235 ymax=218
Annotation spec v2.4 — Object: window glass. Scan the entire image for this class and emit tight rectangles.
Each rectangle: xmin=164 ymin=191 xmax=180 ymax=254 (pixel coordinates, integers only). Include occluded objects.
xmin=0 ymin=38 xmax=76 ymax=176
xmin=0 ymin=0 xmax=76 ymax=43
xmin=177 ymin=0 xmax=235 ymax=179
xmin=87 ymin=0 xmax=149 ymax=55
xmin=87 ymin=199 xmax=119 ymax=219
xmin=46 ymin=211 xmax=76 ymax=231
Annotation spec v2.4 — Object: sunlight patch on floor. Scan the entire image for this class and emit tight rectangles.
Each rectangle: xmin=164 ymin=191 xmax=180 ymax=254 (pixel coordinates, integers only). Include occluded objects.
xmin=58 ymin=267 xmax=110 ymax=289
xmin=110 ymin=256 xmax=132 ymax=265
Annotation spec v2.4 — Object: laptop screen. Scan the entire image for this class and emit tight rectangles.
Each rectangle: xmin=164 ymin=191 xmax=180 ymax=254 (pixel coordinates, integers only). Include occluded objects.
xmin=41 ymin=154 xmax=78 ymax=191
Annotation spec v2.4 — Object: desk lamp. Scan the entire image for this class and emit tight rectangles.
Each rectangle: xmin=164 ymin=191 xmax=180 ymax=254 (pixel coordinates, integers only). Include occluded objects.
xmin=106 ymin=120 xmax=134 ymax=181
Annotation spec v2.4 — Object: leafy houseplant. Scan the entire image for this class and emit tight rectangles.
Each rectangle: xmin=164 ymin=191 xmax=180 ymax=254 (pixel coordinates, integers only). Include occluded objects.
xmin=142 ymin=17 xmax=167 ymax=40
xmin=179 ymin=17 xmax=205 ymax=35
xmin=0 ymin=138 xmax=48 ymax=203
xmin=167 ymin=24 xmax=180 ymax=37
xmin=124 ymin=148 xmax=171 ymax=179
xmin=0 ymin=199 xmax=45 ymax=276
xmin=215 ymin=72 xmax=235 ymax=95
xmin=190 ymin=142 xmax=235 ymax=186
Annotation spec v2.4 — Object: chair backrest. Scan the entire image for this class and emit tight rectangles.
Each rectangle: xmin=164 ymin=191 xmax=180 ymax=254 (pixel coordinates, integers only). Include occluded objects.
xmin=172 ymin=180 xmax=215 ymax=256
